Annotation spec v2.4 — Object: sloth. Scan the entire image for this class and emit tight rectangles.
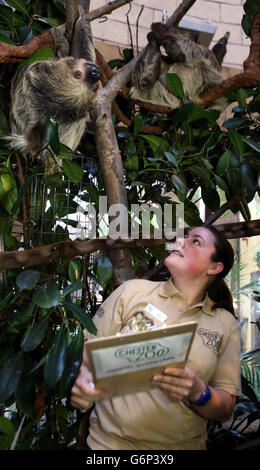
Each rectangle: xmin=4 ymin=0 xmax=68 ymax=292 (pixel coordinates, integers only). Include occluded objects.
xmin=130 ymin=22 xmax=227 ymax=111
xmin=6 ymin=57 xmax=101 ymax=161
xmin=4 ymin=15 xmax=101 ymax=172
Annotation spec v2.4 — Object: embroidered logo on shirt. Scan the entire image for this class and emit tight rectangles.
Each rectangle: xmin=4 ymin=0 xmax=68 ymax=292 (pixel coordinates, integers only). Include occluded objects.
xmin=197 ymin=328 xmax=222 ymax=352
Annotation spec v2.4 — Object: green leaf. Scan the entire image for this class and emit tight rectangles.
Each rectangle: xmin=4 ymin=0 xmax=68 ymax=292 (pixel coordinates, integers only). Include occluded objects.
xmin=241 ymin=136 xmax=260 ymax=153
xmin=0 ymin=416 xmax=16 ymax=436
xmin=171 ymin=175 xmax=187 ymax=194
xmin=166 ymin=73 xmax=185 ymax=100
xmin=108 ymin=58 xmax=124 ymax=69
xmin=0 ymin=167 xmax=18 ymax=214
xmin=228 ymin=129 xmax=245 ymax=155
xmin=124 ymin=137 xmax=136 ymax=158
xmin=8 ymin=302 xmax=35 ymax=332
xmin=21 ymin=314 xmax=50 ymax=352
xmin=241 ymin=163 xmax=256 ymax=202
xmin=32 ymin=281 xmax=61 ymax=308
xmin=35 ymin=16 xmax=60 ymax=28
xmin=189 ymin=165 xmax=213 ymax=187
xmin=124 ymin=155 xmax=139 ymax=172
xmin=58 ymin=143 xmax=75 ymax=158
xmin=68 ymin=260 xmax=82 ymax=283
xmin=184 ymin=200 xmax=202 ymax=226
xmin=201 ymin=187 xmax=220 ymax=212
xmin=0 ymin=5 xmax=24 ymax=31
xmin=165 ymin=152 xmax=178 ymax=168
xmin=236 ymin=88 xmax=249 ymax=108
xmin=53 ymin=224 xmax=69 ymax=242
xmin=11 ymin=173 xmax=37 ymax=216
xmin=64 ymin=301 xmax=97 ymax=335
xmin=5 ymin=0 xmax=31 ymax=16
xmin=226 ymin=168 xmax=241 ymax=191
xmin=63 ymin=279 xmax=86 ymax=297
xmin=186 ymin=106 xmax=219 ymax=125
xmin=0 ymin=32 xmax=14 ymax=45
xmin=44 ymin=173 xmax=63 ymax=188
xmin=216 ymin=151 xmax=231 ymax=175
xmin=214 ymin=175 xmax=229 ymax=193
xmin=18 ymin=48 xmax=55 ymax=69
xmin=133 ymin=114 xmax=145 ymax=135
xmin=15 ymin=372 xmax=36 ymax=417
xmin=140 ymin=134 xmax=166 ymax=153
xmin=62 ymin=160 xmax=84 ymax=182
xmin=171 ymin=101 xmax=194 ymax=126
xmin=0 ymin=351 xmax=24 ymax=401
xmin=0 ymin=216 xmax=13 ymax=236
xmin=16 ymin=269 xmax=40 ymax=290
xmin=0 ymin=290 xmax=14 ymax=311
xmin=96 ymin=253 xmax=113 ymax=288
xmin=222 ymin=117 xmax=247 ymax=129
xmin=44 ymin=116 xmax=60 ymax=155
xmin=44 ymin=326 xmax=68 ymax=389
xmin=57 ymin=329 xmax=83 ymax=397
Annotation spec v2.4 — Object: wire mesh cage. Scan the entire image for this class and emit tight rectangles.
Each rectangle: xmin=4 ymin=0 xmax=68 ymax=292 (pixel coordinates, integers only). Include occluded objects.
xmin=29 ymin=154 xmax=100 ymax=246
xmin=8 ymin=154 xmax=104 ymax=314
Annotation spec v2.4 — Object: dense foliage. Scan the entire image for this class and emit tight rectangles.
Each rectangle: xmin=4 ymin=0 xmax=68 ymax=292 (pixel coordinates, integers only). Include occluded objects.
xmin=0 ymin=0 xmax=259 ymax=449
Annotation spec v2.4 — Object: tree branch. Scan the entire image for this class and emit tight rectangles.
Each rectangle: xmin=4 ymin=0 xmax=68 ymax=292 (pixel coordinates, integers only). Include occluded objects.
xmin=1 ymin=219 xmax=260 ymax=270
xmin=198 ymin=10 xmax=260 ymax=106
xmin=0 ymin=0 xmax=135 ymax=63
xmin=166 ymin=0 xmax=197 ymax=28
xmin=93 ymin=57 xmax=137 ymax=283
xmin=65 ymin=0 xmax=79 ymax=44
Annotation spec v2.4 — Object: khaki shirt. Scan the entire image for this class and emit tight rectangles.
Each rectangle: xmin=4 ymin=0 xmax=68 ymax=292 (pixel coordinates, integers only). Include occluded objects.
xmin=86 ymin=278 xmax=241 ymax=450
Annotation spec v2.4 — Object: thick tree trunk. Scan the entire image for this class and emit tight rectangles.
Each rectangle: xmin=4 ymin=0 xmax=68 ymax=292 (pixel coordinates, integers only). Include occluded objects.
xmin=94 ymin=59 xmax=137 ymax=283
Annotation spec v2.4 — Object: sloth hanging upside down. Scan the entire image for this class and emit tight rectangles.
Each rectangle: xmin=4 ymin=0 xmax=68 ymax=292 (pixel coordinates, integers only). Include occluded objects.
xmin=130 ymin=22 xmax=228 ymax=111
xmin=6 ymin=57 xmax=101 ymax=165
xmin=4 ymin=13 xmax=102 ymax=173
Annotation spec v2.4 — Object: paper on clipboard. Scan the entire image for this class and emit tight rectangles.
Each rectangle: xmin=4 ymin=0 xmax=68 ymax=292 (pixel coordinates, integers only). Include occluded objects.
xmin=85 ymin=321 xmax=197 ymax=397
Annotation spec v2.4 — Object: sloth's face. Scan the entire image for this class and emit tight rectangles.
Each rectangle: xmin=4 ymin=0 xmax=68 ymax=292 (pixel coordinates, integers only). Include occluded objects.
xmin=73 ymin=60 xmax=102 ymax=90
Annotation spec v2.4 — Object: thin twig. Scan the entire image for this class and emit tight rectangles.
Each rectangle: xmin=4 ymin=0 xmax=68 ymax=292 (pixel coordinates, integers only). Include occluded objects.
xmin=136 ymin=5 xmax=144 ymax=53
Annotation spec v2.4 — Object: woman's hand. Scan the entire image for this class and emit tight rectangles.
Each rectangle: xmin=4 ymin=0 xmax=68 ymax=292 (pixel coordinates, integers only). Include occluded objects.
xmin=152 ymin=366 xmax=206 ymax=402
xmin=71 ymin=346 xmax=107 ymax=411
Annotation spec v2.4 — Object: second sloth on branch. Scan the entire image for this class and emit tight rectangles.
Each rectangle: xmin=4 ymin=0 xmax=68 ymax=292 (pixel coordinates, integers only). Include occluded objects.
xmin=130 ymin=22 xmax=229 ymax=111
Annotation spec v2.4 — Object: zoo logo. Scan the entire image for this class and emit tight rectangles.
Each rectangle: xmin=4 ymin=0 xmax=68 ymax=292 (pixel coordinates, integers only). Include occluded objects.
xmin=115 ymin=342 xmax=170 ymax=363
xmin=197 ymin=328 xmax=222 ymax=352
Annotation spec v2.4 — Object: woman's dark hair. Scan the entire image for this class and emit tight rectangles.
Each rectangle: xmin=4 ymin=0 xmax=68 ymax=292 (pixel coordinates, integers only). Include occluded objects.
xmin=204 ymin=225 xmax=236 ymax=317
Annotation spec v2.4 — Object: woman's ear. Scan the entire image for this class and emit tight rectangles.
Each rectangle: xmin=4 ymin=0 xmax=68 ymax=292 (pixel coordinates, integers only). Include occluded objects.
xmin=208 ymin=261 xmax=224 ymax=277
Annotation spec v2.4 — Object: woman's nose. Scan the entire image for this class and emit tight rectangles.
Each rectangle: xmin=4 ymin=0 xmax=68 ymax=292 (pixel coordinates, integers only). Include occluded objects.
xmin=176 ymin=237 xmax=185 ymax=248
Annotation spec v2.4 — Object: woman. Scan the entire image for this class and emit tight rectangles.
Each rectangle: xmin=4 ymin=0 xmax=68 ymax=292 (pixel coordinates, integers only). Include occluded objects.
xmin=71 ymin=226 xmax=241 ymax=450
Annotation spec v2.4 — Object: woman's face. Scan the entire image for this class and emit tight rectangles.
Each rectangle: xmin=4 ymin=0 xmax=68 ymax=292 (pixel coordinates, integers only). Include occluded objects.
xmin=164 ymin=227 xmax=223 ymax=280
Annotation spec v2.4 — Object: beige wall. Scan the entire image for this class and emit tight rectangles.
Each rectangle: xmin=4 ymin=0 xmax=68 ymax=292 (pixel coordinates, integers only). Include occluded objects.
xmin=91 ymin=0 xmax=250 ymax=69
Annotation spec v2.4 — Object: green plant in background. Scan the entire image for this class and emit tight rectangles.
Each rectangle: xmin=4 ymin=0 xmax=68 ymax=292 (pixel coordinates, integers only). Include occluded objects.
xmin=0 ymin=0 xmax=259 ymax=450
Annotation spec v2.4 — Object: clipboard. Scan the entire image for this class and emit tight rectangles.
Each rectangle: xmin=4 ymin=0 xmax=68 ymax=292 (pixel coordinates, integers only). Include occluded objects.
xmin=85 ymin=321 xmax=197 ymax=397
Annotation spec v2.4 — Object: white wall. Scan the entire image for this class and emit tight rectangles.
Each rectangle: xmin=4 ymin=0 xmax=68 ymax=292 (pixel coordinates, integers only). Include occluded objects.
xmin=90 ymin=0 xmax=250 ymax=69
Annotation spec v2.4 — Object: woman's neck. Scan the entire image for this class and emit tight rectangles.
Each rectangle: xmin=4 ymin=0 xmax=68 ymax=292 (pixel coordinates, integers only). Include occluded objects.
xmin=171 ymin=276 xmax=207 ymax=308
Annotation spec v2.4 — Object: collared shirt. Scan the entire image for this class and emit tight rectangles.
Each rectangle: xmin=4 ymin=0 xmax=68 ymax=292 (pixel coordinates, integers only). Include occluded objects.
xmin=86 ymin=278 xmax=241 ymax=450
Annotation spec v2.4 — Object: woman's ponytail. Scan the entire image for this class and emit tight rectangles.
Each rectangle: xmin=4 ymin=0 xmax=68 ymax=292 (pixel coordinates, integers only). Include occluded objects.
xmin=204 ymin=226 xmax=236 ymax=317
xmin=207 ymin=278 xmax=236 ymax=317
